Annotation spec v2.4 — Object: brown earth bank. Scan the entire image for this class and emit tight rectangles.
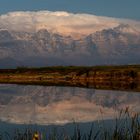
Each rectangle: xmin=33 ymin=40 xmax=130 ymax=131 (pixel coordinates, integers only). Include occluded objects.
xmin=0 ymin=65 xmax=140 ymax=91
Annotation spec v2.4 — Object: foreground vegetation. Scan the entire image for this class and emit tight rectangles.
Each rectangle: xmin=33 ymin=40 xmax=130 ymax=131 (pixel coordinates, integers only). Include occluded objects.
xmin=0 ymin=109 xmax=140 ymax=140
xmin=0 ymin=65 xmax=140 ymax=91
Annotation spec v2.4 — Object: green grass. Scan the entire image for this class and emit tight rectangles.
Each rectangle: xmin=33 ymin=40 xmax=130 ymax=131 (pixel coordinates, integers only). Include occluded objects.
xmin=0 ymin=109 xmax=140 ymax=140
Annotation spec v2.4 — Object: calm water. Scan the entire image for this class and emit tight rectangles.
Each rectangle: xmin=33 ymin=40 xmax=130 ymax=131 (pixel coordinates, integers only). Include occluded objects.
xmin=0 ymin=84 xmax=140 ymax=127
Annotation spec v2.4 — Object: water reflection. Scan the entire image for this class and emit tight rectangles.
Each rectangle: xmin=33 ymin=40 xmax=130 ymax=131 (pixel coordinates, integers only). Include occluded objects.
xmin=0 ymin=84 xmax=140 ymax=125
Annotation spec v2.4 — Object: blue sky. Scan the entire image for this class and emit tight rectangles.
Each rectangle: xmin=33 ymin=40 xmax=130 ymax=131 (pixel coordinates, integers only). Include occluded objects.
xmin=0 ymin=0 xmax=140 ymax=20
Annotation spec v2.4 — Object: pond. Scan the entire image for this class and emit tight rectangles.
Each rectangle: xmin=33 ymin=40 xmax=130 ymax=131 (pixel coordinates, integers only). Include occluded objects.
xmin=0 ymin=84 xmax=140 ymax=135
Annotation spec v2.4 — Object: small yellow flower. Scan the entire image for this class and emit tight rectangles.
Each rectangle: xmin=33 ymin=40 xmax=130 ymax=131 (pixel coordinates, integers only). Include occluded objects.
xmin=33 ymin=132 xmax=39 ymax=140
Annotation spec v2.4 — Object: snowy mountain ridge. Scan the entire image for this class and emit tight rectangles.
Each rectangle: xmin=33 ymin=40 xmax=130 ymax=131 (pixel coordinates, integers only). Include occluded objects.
xmin=0 ymin=11 xmax=140 ymax=67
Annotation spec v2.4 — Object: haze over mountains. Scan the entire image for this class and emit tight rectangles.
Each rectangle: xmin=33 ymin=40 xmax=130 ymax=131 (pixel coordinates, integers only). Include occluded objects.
xmin=0 ymin=10 xmax=140 ymax=68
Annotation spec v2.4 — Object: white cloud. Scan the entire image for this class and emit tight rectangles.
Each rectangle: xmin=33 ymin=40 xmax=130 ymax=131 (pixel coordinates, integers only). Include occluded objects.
xmin=0 ymin=10 xmax=140 ymax=37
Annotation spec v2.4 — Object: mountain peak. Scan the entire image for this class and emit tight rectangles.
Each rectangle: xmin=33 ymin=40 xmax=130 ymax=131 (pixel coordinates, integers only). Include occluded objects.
xmin=36 ymin=29 xmax=50 ymax=34
xmin=114 ymin=24 xmax=139 ymax=35
xmin=0 ymin=29 xmax=14 ymax=42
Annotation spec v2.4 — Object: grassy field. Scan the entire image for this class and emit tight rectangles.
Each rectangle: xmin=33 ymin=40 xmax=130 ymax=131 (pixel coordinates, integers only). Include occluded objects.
xmin=0 ymin=65 xmax=140 ymax=91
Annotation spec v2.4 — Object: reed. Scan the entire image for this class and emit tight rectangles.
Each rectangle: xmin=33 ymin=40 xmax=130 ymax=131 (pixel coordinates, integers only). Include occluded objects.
xmin=0 ymin=109 xmax=139 ymax=140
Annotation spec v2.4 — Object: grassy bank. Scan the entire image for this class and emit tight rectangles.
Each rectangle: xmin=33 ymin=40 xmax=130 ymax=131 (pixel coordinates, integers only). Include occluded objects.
xmin=0 ymin=65 xmax=140 ymax=91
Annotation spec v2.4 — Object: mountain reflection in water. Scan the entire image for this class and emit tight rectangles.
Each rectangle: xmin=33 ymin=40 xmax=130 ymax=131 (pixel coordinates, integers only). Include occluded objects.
xmin=0 ymin=84 xmax=140 ymax=125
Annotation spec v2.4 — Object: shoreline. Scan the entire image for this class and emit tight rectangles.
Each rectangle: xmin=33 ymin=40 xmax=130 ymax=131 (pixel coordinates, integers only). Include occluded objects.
xmin=0 ymin=65 xmax=140 ymax=91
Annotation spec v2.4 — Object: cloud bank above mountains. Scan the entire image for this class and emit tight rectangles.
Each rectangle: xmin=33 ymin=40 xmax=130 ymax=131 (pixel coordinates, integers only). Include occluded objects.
xmin=0 ymin=10 xmax=140 ymax=67
xmin=0 ymin=10 xmax=140 ymax=37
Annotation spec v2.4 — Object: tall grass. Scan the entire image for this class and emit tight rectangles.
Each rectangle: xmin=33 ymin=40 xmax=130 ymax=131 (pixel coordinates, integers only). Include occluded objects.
xmin=0 ymin=109 xmax=140 ymax=140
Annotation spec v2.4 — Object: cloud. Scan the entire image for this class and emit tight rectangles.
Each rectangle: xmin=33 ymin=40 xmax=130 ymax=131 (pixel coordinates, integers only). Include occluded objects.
xmin=0 ymin=10 xmax=140 ymax=37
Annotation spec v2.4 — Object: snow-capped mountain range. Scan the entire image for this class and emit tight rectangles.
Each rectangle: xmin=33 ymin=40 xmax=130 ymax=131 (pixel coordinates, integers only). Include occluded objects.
xmin=0 ymin=11 xmax=140 ymax=67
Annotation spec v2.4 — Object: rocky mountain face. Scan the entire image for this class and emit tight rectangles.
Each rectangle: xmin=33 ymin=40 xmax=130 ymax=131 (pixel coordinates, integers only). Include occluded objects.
xmin=0 ymin=24 xmax=140 ymax=68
